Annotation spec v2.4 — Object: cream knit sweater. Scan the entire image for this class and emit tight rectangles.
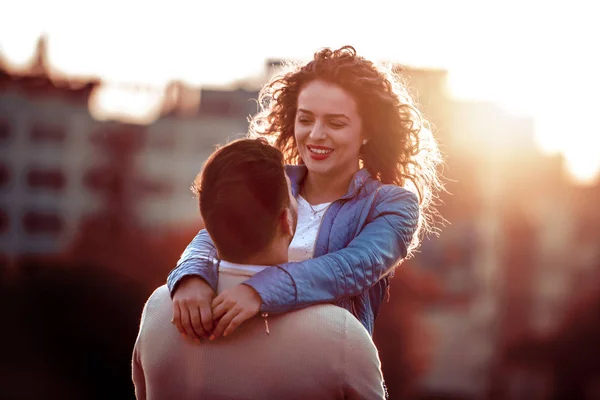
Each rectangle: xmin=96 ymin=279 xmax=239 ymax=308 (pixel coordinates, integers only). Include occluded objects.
xmin=132 ymin=264 xmax=385 ymax=400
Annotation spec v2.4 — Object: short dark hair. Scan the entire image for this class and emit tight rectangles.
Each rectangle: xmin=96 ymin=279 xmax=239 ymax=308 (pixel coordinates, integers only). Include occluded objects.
xmin=192 ymin=138 xmax=289 ymax=262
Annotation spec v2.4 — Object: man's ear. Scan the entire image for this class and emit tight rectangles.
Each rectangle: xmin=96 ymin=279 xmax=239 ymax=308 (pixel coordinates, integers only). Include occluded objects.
xmin=280 ymin=208 xmax=293 ymax=238
xmin=198 ymin=203 xmax=206 ymax=230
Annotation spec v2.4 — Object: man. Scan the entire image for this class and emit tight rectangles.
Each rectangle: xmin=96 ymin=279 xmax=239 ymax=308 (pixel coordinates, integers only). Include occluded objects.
xmin=132 ymin=138 xmax=385 ymax=399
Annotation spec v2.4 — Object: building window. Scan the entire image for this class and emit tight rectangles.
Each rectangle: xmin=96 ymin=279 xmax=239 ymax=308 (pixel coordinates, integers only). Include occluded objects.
xmin=90 ymin=124 xmax=145 ymax=151
xmin=203 ymin=99 xmax=231 ymax=115
xmin=26 ymin=168 xmax=66 ymax=192
xmin=0 ymin=208 xmax=8 ymax=233
xmin=0 ymin=118 xmax=11 ymax=147
xmin=83 ymin=165 xmax=116 ymax=193
xmin=0 ymin=163 xmax=10 ymax=189
xmin=22 ymin=211 xmax=64 ymax=235
xmin=30 ymin=122 xmax=66 ymax=144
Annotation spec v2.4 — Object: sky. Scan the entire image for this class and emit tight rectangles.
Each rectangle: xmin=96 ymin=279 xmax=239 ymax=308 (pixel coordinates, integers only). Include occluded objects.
xmin=1 ymin=0 xmax=599 ymax=183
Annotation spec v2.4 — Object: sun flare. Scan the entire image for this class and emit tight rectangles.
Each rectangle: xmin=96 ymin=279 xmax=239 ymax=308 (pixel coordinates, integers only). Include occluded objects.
xmin=2 ymin=0 xmax=598 ymax=184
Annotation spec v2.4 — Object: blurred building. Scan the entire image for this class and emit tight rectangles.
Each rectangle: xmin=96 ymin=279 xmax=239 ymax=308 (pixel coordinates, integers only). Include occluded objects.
xmin=401 ymin=68 xmax=599 ymax=399
xmin=0 ymin=50 xmax=257 ymax=262
xmin=402 ymin=72 xmax=532 ymax=398
xmin=0 ymin=70 xmax=102 ymax=257
xmin=132 ymin=88 xmax=257 ymax=228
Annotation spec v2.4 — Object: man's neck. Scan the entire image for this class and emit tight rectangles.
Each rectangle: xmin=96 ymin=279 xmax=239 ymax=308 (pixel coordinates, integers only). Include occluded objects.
xmin=218 ymin=260 xmax=269 ymax=275
xmin=217 ymin=261 xmax=263 ymax=292
xmin=220 ymin=242 xmax=288 ymax=270
xmin=217 ymin=241 xmax=288 ymax=292
xmin=238 ymin=239 xmax=288 ymax=267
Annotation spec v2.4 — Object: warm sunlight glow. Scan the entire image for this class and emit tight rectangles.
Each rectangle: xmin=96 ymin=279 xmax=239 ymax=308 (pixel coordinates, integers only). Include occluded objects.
xmin=2 ymin=0 xmax=598 ymax=183
xmin=447 ymin=68 xmax=537 ymax=117
xmin=531 ymin=65 xmax=600 ymax=184
xmin=564 ymin=151 xmax=600 ymax=185
xmin=448 ymin=31 xmax=600 ymax=185
xmin=537 ymin=115 xmax=600 ymax=185
xmin=0 ymin=33 xmax=40 ymax=71
xmin=89 ymin=83 xmax=166 ymax=125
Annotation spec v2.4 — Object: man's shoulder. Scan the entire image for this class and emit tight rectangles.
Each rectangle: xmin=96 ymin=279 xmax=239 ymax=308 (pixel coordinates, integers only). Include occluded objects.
xmin=144 ymin=285 xmax=171 ymax=314
xmin=290 ymin=303 xmax=350 ymax=318
xmin=280 ymin=304 xmax=369 ymax=338
xmin=148 ymin=284 xmax=170 ymax=302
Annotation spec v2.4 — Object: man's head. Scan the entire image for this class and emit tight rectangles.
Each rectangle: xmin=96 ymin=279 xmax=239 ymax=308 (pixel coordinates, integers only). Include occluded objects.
xmin=193 ymin=138 xmax=297 ymax=264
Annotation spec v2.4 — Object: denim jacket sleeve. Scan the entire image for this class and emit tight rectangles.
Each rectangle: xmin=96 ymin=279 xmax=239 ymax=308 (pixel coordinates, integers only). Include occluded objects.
xmin=244 ymin=186 xmax=420 ymax=313
xmin=166 ymin=229 xmax=219 ymax=295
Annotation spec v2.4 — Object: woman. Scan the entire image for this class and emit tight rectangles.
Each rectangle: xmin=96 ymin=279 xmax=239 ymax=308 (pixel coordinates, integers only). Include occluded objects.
xmin=169 ymin=46 xmax=443 ymax=341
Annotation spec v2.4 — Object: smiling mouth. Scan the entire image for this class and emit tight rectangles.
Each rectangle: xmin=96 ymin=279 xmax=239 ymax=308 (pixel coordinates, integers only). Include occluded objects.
xmin=307 ymin=146 xmax=333 ymax=155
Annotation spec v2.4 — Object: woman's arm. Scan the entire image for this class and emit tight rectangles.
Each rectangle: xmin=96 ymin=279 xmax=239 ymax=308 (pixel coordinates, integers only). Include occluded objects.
xmin=166 ymin=229 xmax=219 ymax=294
xmin=246 ymin=186 xmax=419 ymax=313
xmin=167 ymin=229 xmax=220 ymax=340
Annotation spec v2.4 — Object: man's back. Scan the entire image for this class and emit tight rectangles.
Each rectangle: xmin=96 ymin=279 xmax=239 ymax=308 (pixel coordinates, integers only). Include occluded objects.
xmin=133 ymin=283 xmax=384 ymax=400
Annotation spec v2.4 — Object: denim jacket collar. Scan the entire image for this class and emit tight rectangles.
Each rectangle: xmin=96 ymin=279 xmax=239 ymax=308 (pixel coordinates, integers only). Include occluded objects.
xmin=285 ymin=165 xmax=372 ymax=200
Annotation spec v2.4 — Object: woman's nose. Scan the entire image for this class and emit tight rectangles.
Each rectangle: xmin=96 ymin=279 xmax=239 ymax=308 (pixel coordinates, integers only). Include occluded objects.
xmin=309 ymin=121 xmax=327 ymax=140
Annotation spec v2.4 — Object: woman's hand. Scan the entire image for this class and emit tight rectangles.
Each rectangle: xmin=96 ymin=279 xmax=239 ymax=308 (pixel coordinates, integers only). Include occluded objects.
xmin=210 ymin=284 xmax=262 ymax=340
xmin=172 ymin=276 xmax=216 ymax=342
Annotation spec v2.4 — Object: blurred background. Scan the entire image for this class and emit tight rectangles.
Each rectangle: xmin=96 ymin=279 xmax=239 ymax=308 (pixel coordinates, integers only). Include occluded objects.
xmin=1 ymin=1 xmax=599 ymax=399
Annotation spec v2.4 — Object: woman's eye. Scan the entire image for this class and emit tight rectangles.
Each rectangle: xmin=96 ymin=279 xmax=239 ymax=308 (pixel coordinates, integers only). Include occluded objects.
xmin=330 ymin=122 xmax=345 ymax=129
xmin=298 ymin=118 xmax=312 ymax=124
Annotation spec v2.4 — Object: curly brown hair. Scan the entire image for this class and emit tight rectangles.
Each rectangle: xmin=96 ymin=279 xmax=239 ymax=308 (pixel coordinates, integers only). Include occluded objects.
xmin=249 ymin=46 xmax=444 ymax=254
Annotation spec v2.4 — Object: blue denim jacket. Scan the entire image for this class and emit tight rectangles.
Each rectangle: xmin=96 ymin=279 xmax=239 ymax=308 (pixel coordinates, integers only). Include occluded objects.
xmin=167 ymin=165 xmax=419 ymax=335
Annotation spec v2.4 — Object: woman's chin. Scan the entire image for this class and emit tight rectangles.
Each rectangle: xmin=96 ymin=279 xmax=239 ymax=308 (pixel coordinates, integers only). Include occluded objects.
xmin=304 ymin=160 xmax=333 ymax=175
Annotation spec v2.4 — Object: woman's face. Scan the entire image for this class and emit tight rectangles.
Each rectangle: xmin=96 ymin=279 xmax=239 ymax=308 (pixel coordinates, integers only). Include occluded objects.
xmin=294 ymin=80 xmax=364 ymax=179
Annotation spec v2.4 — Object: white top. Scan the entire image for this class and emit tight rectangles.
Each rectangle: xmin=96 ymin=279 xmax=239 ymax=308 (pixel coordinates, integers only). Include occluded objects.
xmin=288 ymin=195 xmax=332 ymax=262
xmin=218 ymin=260 xmax=268 ymax=277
